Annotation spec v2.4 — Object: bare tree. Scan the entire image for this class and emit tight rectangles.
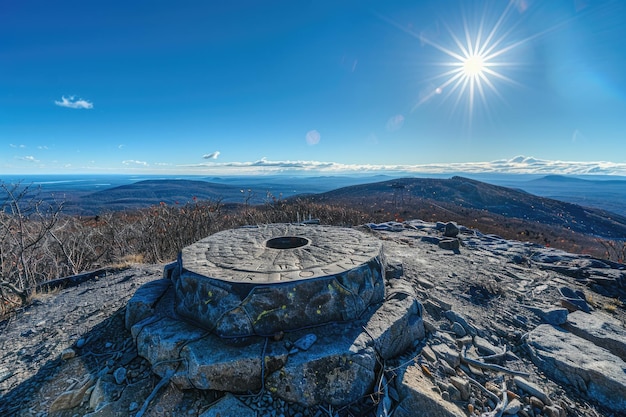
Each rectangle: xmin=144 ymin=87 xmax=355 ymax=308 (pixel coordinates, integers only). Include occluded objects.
xmin=0 ymin=181 xmax=63 ymax=308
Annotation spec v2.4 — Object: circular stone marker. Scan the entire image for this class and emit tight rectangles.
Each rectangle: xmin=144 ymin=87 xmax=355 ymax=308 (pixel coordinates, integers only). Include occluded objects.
xmin=174 ymin=224 xmax=385 ymax=337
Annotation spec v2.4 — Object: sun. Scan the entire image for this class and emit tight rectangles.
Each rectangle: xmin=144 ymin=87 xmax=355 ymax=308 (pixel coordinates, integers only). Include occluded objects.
xmin=407 ymin=1 xmax=534 ymax=123
xmin=463 ymin=54 xmax=485 ymax=77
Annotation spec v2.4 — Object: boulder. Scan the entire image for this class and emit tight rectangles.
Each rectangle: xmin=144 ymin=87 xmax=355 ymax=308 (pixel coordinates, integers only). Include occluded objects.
xmin=266 ymin=324 xmax=378 ymax=407
xmin=125 ymin=279 xmax=171 ymax=330
xmin=527 ymin=324 xmax=626 ymax=413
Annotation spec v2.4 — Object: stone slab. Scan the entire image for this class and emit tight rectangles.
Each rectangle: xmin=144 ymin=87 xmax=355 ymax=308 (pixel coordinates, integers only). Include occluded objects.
xmin=179 ymin=336 xmax=289 ymax=392
xmin=131 ymin=276 xmax=424 ymax=406
xmin=564 ymin=310 xmax=626 ymax=361
xmin=527 ymin=324 xmax=626 ymax=413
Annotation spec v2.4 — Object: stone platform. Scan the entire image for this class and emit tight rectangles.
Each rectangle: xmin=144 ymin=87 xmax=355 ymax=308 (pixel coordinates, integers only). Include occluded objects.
xmin=125 ymin=224 xmax=425 ymax=406
xmin=175 ymin=224 xmax=386 ymax=337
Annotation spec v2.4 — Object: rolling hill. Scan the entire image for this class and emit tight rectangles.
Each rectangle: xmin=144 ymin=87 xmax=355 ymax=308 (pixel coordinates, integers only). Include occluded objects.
xmin=300 ymin=176 xmax=626 ymax=240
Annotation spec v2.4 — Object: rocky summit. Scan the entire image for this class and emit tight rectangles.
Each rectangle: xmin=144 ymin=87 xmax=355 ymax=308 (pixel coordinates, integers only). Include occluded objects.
xmin=1 ymin=220 xmax=625 ymax=417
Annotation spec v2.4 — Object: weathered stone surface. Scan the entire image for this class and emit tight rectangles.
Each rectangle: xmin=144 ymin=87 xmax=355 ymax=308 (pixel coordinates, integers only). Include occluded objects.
xmin=444 ymin=310 xmax=477 ymax=336
xmin=131 ymin=277 xmax=423 ymax=406
xmin=394 ymin=362 xmax=467 ymax=417
xmin=89 ymin=374 xmax=120 ymax=411
xmin=527 ymin=324 xmax=626 ymax=412
xmin=266 ymin=324 xmax=378 ymax=407
xmin=199 ymin=393 xmax=255 ymax=417
xmin=513 ymin=376 xmax=552 ymax=406
xmin=49 ymin=375 xmax=94 ymax=413
xmin=564 ymin=310 xmax=626 ymax=360
xmin=84 ymin=379 xmax=152 ymax=417
xmin=124 ymin=278 xmax=171 ymax=330
xmin=354 ymin=285 xmax=424 ymax=360
xmin=179 ymin=336 xmax=288 ymax=392
xmin=175 ymin=224 xmax=386 ymax=336
xmin=431 ymin=343 xmax=460 ymax=368
xmin=132 ymin=317 xmax=206 ymax=376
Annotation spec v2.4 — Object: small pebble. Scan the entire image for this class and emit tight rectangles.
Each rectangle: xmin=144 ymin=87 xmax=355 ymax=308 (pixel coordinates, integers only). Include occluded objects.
xmin=113 ymin=367 xmax=127 ymax=384
xmin=61 ymin=348 xmax=76 ymax=360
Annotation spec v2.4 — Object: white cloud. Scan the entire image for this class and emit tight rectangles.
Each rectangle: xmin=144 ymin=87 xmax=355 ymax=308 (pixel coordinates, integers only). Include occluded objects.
xmin=203 ymin=151 xmax=220 ymax=159
xmin=38 ymin=145 xmax=49 ymax=150
xmin=10 ymin=144 xmax=26 ymax=148
xmin=305 ymin=130 xmax=321 ymax=146
xmin=118 ymin=144 xmax=125 ymax=149
xmin=386 ymin=114 xmax=405 ymax=132
xmin=122 ymin=160 xmax=148 ymax=166
xmin=54 ymin=95 xmax=94 ymax=109
xmin=177 ymin=156 xmax=626 ymax=176
xmin=18 ymin=155 xmax=40 ymax=163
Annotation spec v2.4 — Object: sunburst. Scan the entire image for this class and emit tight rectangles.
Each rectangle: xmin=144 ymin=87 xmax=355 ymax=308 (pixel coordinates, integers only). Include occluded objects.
xmin=412 ymin=1 xmax=529 ymax=122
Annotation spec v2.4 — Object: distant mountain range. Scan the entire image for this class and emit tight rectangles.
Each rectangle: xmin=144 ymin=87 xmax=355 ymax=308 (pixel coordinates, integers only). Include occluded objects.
xmin=3 ymin=174 xmax=625 ymax=244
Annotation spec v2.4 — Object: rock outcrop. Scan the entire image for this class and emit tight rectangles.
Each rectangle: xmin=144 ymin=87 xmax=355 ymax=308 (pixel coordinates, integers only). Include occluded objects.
xmin=1 ymin=220 xmax=625 ymax=417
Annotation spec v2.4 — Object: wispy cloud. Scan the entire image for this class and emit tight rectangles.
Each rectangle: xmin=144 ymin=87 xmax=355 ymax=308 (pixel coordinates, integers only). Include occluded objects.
xmin=37 ymin=145 xmax=49 ymax=150
xmin=122 ymin=160 xmax=148 ymax=166
xmin=203 ymin=151 xmax=220 ymax=159
xmin=178 ymin=156 xmax=626 ymax=176
xmin=386 ymin=114 xmax=405 ymax=132
xmin=54 ymin=95 xmax=94 ymax=109
xmin=18 ymin=155 xmax=40 ymax=163
xmin=10 ymin=144 xmax=26 ymax=148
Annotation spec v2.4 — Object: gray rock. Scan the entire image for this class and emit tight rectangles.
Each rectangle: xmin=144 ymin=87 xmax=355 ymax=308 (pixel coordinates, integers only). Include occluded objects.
xmin=513 ymin=376 xmax=552 ymax=406
xmin=527 ymin=324 xmax=626 ymax=413
xmin=438 ymin=238 xmax=460 ymax=251
xmin=61 ymin=348 xmax=76 ymax=360
xmin=133 ymin=316 xmax=207 ymax=378
xmin=394 ymin=362 xmax=467 ymax=417
xmin=443 ymin=222 xmax=460 ymax=237
xmin=449 ymin=376 xmax=470 ymax=400
xmin=355 ymin=291 xmax=425 ymax=360
xmin=446 ymin=383 xmax=461 ymax=401
xmin=124 ymin=279 xmax=171 ymax=330
xmin=474 ymin=335 xmax=501 ymax=356
xmin=177 ymin=224 xmax=386 ymax=337
xmin=564 ymin=310 xmax=626 ymax=361
xmin=89 ymin=375 xmax=119 ymax=411
xmin=540 ymin=307 xmax=569 ymax=325
xmin=451 ymin=322 xmax=466 ymax=337
xmin=504 ymin=398 xmax=522 ymax=415
xmin=180 ymin=335 xmax=289 ymax=392
xmin=430 ymin=343 xmax=460 ymax=368
xmin=559 ymin=287 xmax=591 ymax=313
xmin=444 ymin=310 xmax=477 ymax=336
xmin=199 ymin=393 xmax=255 ymax=417
xmin=113 ymin=367 xmax=126 ymax=385
xmin=266 ymin=325 xmax=378 ymax=407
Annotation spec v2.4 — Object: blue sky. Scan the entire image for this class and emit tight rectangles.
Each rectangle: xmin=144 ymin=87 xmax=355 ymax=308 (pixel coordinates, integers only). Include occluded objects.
xmin=2 ymin=0 xmax=626 ymax=175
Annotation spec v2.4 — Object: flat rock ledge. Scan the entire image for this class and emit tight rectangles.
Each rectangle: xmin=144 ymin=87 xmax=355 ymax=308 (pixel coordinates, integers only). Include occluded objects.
xmin=527 ymin=323 xmax=626 ymax=413
xmin=126 ymin=271 xmax=424 ymax=407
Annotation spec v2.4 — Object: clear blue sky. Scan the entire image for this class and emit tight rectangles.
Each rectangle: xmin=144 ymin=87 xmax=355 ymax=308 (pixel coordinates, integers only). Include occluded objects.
xmin=2 ymin=0 xmax=626 ymax=175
